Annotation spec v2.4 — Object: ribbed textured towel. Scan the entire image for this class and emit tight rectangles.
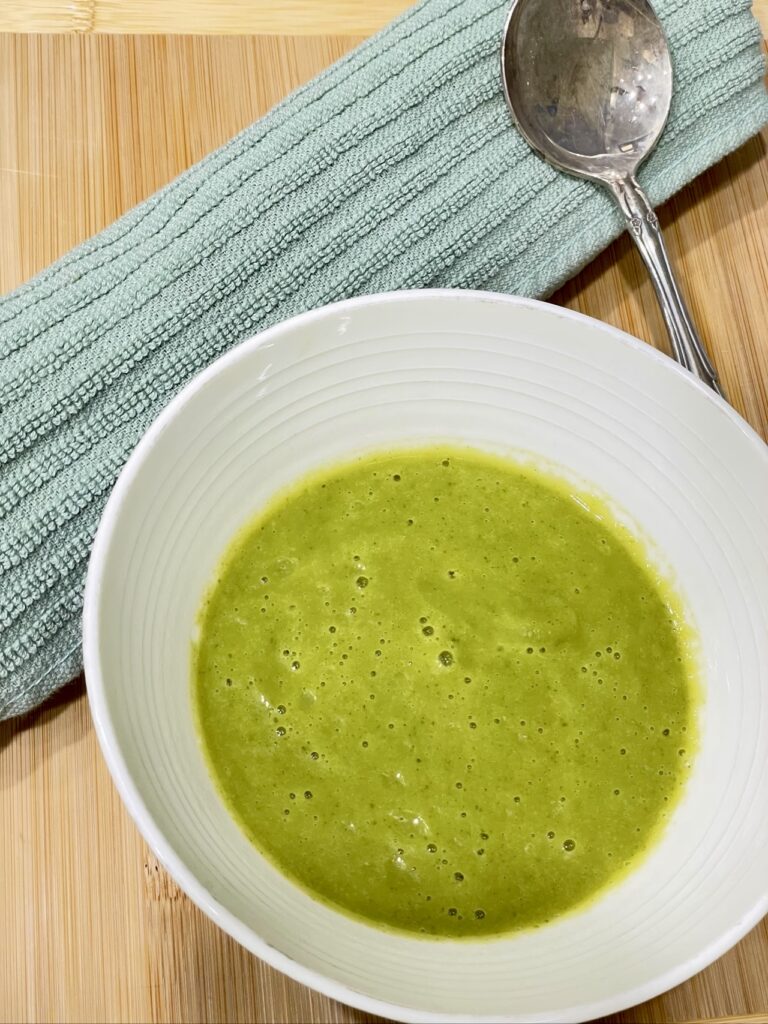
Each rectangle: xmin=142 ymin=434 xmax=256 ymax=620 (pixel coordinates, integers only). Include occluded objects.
xmin=1 ymin=0 xmax=767 ymax=720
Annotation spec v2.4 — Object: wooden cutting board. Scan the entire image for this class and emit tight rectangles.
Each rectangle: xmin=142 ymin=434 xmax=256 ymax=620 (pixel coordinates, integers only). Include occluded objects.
xmin=1 ymin=28 xmax=768 ymax=1024
xmin=0 ymin=0 xmax=766 ymax=35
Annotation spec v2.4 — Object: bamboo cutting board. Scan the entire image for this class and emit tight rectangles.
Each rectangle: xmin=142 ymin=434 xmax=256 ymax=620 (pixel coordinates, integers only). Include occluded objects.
xmin=1 ymin=29 xmax=768 ymax=1024
xmin=1 ymin=0 xmax=767 ymax=36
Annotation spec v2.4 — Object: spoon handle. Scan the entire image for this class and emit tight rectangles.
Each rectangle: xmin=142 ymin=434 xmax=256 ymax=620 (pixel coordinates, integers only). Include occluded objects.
xmin=606 ymin=175 xmax=724 ymax=398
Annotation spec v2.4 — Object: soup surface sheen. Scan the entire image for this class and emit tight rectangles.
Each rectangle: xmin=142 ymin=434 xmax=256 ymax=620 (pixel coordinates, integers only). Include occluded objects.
xmin=193 ymin=447 xmax=697 ymax=937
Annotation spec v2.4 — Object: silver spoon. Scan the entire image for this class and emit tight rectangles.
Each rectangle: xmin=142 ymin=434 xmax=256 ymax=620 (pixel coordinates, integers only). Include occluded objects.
xmin=501 ymin=0 xmax=723 ymax=396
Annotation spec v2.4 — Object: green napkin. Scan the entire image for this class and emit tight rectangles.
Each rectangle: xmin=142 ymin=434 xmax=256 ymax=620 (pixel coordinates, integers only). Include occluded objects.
xmin=1 ymin=0 xmax=766 ymax=720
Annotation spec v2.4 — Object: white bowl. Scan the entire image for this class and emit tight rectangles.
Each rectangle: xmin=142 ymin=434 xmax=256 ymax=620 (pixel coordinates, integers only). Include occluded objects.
xmin=84 ymin=290 xmax=768 ymax=1023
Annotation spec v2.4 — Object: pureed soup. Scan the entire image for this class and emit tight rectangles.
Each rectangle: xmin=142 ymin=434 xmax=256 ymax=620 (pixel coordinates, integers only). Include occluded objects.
xmin=193 ymin=447 xmax=698 ymax=938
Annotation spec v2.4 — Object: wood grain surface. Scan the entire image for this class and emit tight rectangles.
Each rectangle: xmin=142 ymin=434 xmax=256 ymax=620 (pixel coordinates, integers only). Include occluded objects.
xmin=1 ymin=0 xmax=767 ymax=37
xmin=1 ymin=29 xmax=768 ymax=1024
xmin=0 ymin=0 xmax=411 ymax=36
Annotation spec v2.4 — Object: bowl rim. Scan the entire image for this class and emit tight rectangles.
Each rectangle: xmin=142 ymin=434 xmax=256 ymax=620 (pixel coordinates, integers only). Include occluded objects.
xmin=83 ymin=287 xmax=768 ymax=1024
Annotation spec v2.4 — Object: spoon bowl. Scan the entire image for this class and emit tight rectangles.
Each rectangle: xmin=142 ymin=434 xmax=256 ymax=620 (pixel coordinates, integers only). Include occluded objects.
xmin=503 ymin=0 xmax=671 ymax=178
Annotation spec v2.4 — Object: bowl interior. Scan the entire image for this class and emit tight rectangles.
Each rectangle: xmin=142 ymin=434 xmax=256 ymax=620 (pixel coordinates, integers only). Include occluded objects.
xmin=85 ymin=291 xmax=768 ymax=1023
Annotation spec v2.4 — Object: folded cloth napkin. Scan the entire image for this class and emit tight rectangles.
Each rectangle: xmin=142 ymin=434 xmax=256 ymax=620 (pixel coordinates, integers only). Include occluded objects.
xmin=1 ymin=0 xmax=767 ymax=720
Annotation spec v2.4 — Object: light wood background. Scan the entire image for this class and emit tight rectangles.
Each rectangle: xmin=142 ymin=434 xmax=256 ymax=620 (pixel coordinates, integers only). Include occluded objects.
xmin=2 ymin=15 xmax=768 ymax=1024
xmin=0 ymin=0 xmax=766 ymax=36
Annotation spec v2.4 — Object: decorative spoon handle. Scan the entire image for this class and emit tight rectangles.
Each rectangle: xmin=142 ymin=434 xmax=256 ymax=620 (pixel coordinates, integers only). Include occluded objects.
xmin=606 ymin=175 xmax=723 ymax=398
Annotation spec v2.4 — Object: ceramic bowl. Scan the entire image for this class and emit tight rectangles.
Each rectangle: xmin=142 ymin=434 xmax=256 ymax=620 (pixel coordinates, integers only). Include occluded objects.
xmin=84 ymin=290 xmax=768 ymax=1023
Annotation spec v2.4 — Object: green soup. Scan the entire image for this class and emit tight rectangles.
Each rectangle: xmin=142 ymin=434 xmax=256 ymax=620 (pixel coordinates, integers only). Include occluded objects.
xmin=193 ymin=447 xmax=697 ymax=938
